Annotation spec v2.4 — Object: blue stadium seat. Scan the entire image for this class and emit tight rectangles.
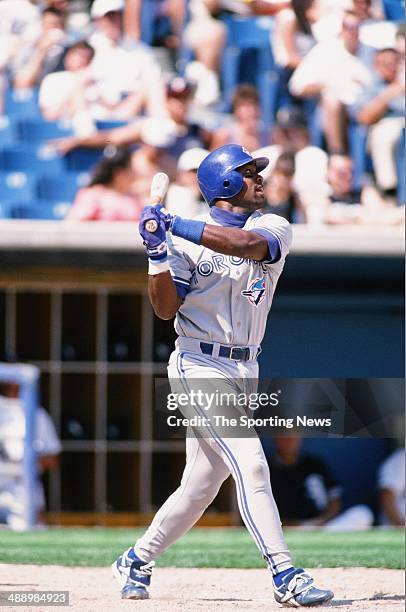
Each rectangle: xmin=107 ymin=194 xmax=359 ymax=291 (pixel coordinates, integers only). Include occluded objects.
xmin=0 ymin=146 xmax=64 ymax=173
xmin=4 ymin=88 xmax=40 ymax=118
xmin=220 ymin=16 xmax=277 ymax=124
xmin=65 ymin=148 xmax=104 ymax=171
xmin=348 ymin=121 xmax=370 ymax=192
xmin=140 ymin=0 xmax=155 ymax=45
xmin=0 ymin=116 xmax=17 ymax=148
xmin=12 ymin=200 xmax=71 ymax=220
xmin=139 ymin=0 xmax=172 ymax=45
xmin=37 ymin=172 xmax=89 ymax=201
xmin=17 ymin=119 xmax=73 ymax=142
xmin=0 ymin=201 xmax=13 ymax=219
xmin=383 ymin=0 xmax=405 ymax=20
xmin=95 ymin=120 xmax=128 ymax=131
xmin=258 ymin=71 xmax=280 ymax=133
xmin=0 ymin=171 xmax=36 ymax=203
xmin=304 ymin=99 xmax=325 ymax=149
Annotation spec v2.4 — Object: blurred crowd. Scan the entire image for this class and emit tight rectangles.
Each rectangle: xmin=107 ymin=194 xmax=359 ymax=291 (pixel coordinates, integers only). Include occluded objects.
xmin=0 ymin=0 xmax=404 ymax=223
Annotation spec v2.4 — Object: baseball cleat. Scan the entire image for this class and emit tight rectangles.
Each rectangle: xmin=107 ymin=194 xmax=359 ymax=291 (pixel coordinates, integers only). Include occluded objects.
xmin=112 ymin=547 xmax=154 ymax=600
xmin=273 ymin=568 xmax=334 ymax=607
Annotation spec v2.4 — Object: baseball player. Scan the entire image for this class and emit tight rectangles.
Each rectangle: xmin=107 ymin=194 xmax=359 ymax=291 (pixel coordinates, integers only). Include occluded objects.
xmin=112 ymin=144 xmax=334 ymax=607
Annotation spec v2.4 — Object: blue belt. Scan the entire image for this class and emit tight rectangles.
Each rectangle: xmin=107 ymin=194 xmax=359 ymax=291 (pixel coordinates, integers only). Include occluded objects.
xmin=200 ymin=342 xmax=253 ymax=361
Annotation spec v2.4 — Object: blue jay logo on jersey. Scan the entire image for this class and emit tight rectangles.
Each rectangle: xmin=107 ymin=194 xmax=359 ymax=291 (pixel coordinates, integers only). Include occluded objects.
xmin=241 ymin=277 xmax=266 ymax=307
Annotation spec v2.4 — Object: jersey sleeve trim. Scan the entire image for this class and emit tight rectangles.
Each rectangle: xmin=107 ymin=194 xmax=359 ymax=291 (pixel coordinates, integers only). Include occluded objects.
xmin=172 ymin=275 xmax=191 ymax=287
xmin=172 ymin=275 xmax=191 ymax=299
xmin=250 ymin=227 xmax=282 ymax=264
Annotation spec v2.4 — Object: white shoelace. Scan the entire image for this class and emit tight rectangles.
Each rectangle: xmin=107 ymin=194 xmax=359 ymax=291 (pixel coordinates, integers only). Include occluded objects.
xmin=138 ymin=561 xmax=155 ymax=576
xmin=288 ymin=571 xmax=314 ymax=595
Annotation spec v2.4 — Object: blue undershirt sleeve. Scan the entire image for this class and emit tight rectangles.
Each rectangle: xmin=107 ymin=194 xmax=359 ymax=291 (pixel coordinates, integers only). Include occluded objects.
xmin=250 ymin=228 xmax=282 ymax=264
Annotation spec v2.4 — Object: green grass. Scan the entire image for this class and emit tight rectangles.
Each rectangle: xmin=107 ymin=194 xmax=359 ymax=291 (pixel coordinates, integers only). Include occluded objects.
xmin=0 ymin=528 xmax=403 ymax=569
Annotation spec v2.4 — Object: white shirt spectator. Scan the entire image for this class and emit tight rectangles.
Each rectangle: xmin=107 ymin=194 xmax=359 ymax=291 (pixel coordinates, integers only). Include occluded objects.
xmin=0 ymin=0 xmax=39 ymax=39
xmin=289 ymin=37 xmax=373 ymax=105
xmin=318 ymin=0 xmax=384 ymax=16
xmin=165 ymin=147 xmax=209 ymax=218
xmin=165 ymin=184 xmax=208 ymax=219
xmin=378 ymin=449 xmax=405 ymax=525
xmin=39 ymin=70 xmax=80 ymax=113
xmin=254 ymin=145 xmax=328 ymax=191
xmin=40 ymin=69 xmax=118 ymax=126
xmin=89 ymin=32 xmax=166 ymax=116
xmin=314 ymin=14 xmax=397 ymax=49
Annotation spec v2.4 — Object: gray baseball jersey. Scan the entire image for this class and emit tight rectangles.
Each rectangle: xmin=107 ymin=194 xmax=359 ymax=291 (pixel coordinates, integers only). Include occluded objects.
xmin=133 ymin=208 xmax=294 ymax=575
xmin=167 ymin=211 xmax=292 ymax=346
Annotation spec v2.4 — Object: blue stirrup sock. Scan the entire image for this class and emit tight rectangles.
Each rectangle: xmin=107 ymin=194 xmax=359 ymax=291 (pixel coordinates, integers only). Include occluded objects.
xmin=273 ymin=566 xmax=295 ymax=586
xmin=170 ymin=216 xmax=206 ymax=245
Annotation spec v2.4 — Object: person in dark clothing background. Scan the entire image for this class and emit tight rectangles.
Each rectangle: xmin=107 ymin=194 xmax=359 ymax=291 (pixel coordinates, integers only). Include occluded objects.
xmin=268 ymin=437 xmax=373 ymax=530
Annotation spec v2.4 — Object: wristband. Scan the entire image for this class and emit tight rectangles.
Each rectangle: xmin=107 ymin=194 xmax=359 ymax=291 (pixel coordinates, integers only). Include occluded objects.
xmin=146 ymin=240 xmax=167 ymax=262
xmin=148 ymin=258 xmax=170 ymax=275
xmin=170 ymin=216 xmax=205 ymax=245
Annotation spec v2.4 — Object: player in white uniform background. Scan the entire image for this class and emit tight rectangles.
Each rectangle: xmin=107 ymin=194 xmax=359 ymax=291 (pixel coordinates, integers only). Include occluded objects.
xmin=113 ymin=144 xmax=334 ymax=607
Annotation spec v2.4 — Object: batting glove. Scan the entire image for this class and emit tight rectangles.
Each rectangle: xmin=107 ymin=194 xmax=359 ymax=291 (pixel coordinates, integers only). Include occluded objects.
xmin=139 ymin=206 xmax=172 ymax=274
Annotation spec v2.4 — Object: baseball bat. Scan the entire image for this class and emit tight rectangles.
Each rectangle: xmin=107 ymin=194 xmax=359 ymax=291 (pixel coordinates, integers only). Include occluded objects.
xmin=144 ymin=172 xmax=170 ymax=233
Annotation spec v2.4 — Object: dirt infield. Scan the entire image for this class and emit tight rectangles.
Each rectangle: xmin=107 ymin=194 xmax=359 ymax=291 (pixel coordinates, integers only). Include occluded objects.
xmin=1 ymin=566 xmax=404 ymax=612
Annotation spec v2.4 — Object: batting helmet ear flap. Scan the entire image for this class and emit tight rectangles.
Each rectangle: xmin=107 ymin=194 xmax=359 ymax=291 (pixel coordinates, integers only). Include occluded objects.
xmin=219 ymin=170 xmax=244 ymax=200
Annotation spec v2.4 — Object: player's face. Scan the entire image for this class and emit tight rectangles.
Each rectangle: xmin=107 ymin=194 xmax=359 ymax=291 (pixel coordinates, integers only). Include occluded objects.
xmin=236 ymin=163 xmax=265 ymax=211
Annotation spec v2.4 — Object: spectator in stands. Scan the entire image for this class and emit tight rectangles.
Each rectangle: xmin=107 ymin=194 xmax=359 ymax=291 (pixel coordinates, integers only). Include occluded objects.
xmin=314 ymin=0 xmax=396 ymax=49
xmin=0 ymin=0 xmax=88 ymax=110
xmin=289 ymin=10 xmax=373 ymax=153
xmin=182 ymin=1 xmax=227 ymax=108
xmin=326 ymin=153 xmax=363 ymax=204
xmin=271 ymin=106 xmax=312 ymax=153
xmin=51 ymin=77 xmax=212 ymax=159
xmin=124 ymin=0 xmax=186 ymax=52
xmin=268 ymin=437 xmax=373 ymax=530
xmin=211 ymin=84 xmax=271 ymax=151
xmin=377 ymin=447 xmax=405 ymax=527
xmin=256 ymin=108 xmax=330 ymax=211
xmin=350 ymin=0 xmax=397 ymax=49
xmin=163 ymin=77 xmax=212 ymax=157
xmin=272 ymin=0 xmax=319 ymax=91
xmin=354 ymin=0 xmax=384 ymax=20
xmin=262 ymin=151 xmax=305 ymax=222
xmin=130 ymin=118 xmax=178 ymax=203
xmin=88 ymin=0 xmax=166 ymax=118
xmin=0 ymin=0 xmax=40 ymax=39
xmin=0 ymin=1 xmax=39 ymax=104
xmin=165 ymin=147 xmax=209 ymax=218
xmin=65 ymin=147 xmax=143 ymax=221
xmin=39 ymin=40 xmax=96 ymax=130
xmin=354 ymin=48 xmax=405 ymax=201
xmin=302 ymin=153 xmax=404 ymax=225
xmin=0 ymin=378 xmax=61 ymax=530
xmin=183 ymin=1 xmax=291 ymax=107
xmin=13 ymin=7 xmax=68 ymax=90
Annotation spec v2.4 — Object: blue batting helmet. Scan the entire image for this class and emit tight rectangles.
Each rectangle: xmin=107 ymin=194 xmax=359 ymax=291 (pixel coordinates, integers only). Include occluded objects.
xmin=197 ymin=144 xmax=269 ymax=206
